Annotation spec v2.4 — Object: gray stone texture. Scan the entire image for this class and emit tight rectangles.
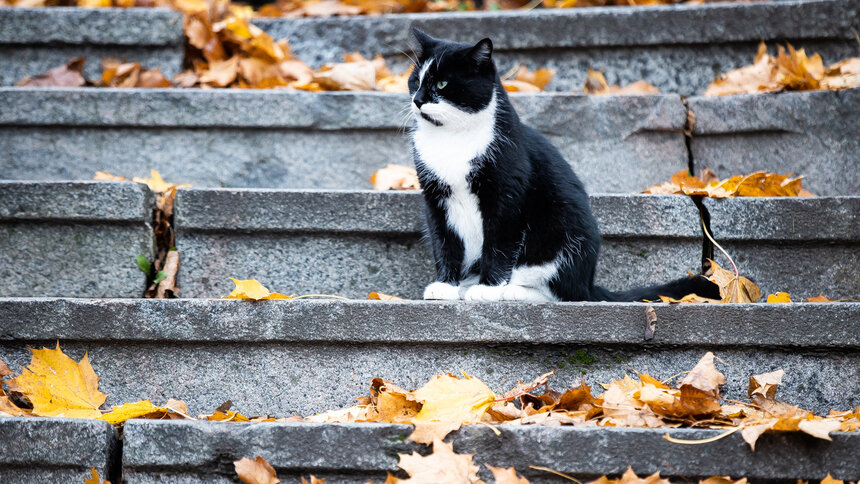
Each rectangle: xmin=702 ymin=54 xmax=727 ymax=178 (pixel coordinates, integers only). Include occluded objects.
xmin=255 ymin=0 xmax=860 ymax=94
xmin=3 ymin=299 xmax=857 ymax=416
xmin=0 ymin=181 xmax=155 ymax=297
xmin=689 ymin=89 xmax=860 ymax=196
xmin=122 ymin=421 xmax=860 ymax=483
xmin=0 ymin=8 xmax=184 ymax=86
xmin=0 ymin=417 xmax=118 ymax=484
xmin=174 ymin=190 xmax=860 ymax=299
xmin=0 ymin=88 xmax=686 ymax=194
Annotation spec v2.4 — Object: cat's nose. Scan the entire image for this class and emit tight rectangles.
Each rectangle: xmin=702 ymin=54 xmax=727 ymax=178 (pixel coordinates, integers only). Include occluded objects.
xmin=413 ymin=98 xmax=424 ymax=109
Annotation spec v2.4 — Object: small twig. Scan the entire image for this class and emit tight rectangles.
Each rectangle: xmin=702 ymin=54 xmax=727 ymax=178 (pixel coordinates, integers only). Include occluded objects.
xmin=529 ymin=466 xmax=583 ymax=483
xmin=661 ymin=370 xmax=690 ymax=385
xmin=501 ymin=63 xmax=522 ymax=81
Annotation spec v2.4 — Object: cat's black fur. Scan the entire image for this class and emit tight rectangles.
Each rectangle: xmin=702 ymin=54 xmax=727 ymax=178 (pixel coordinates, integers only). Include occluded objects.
xmin=408 ymin=28 xmax=720 ymax=302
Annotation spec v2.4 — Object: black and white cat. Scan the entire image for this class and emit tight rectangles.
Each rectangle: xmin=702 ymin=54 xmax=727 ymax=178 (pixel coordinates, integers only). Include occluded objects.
xmin=407 ymin=28 xmax=719 ymax=303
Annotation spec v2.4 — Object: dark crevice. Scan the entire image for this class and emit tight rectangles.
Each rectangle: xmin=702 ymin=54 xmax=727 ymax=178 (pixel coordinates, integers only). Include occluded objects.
xmin=680 ymin=96 xmax=714 ymax=275
xmin=680 ymin=94 xmax=696 ymax=176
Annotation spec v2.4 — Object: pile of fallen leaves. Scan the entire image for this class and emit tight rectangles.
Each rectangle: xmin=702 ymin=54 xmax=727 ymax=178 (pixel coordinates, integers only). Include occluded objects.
xmin=583 ymin=69 xmax=660 ymax=95
xmin=2 ymin=345 xmax=857 ymax=484
xmin=644 ymin=169 xmax=814 ymax=198
xmin=95 ymin=170 xmax=189 ymax=297
xmin=501 ymin=65 xmax=555 ymax=92
xmin=705 ymin=42 xmax=860 ymax=96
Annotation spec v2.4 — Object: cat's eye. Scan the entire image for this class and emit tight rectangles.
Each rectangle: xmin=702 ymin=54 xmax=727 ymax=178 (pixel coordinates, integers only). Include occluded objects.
xmin=436 ymin=81 xmax=448 ymax=90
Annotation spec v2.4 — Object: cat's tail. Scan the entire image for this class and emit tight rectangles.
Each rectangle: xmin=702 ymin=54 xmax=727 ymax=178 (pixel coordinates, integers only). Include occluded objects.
xmin=591 ymin=275 xmax=720 ymax=302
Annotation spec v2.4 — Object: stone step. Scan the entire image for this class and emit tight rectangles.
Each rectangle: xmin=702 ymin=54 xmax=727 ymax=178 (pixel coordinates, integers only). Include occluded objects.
xmin=122 ymin=420 xmax=860 ymax=483
xmin=174 ymin=189 xmax=860 ymax=299
xmin=2 ymin=88 xmax=858 ymax=195
xmin=1 ymin=298 xmax=858 ymax=415
xmin=255 ymin=0 xmax=859 ymax=95
xmin=0 ymin=181 xmax=154 ymax=298
xmin=0 ymin=417 xmax=118 ymax=484
xmin=0 ymin=7 xmax=183 ymax=87
xmin=3 ymin=0 xmax=855 ymax=95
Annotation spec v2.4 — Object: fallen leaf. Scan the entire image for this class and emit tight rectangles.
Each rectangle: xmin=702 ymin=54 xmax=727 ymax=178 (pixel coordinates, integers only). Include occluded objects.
xmin=766 ymin=292 xmax=792 ymax=303
xmin=301 ymin=476 xmax=326 ymax=484
xmin=821 ymin=475 xmax=844 ymax=484
xmin=371 ymin=164 xmax=420 ymax=190
xmin=583 ymin=69 xmax=659 ymax=95
xmin=698 ymin=478 xmax=747 ymax=484
xmin=132 ymin=169 xmax=192 ymax=194
xmin=223 ymin=278 xmax=291 ymax=300
xmin=748 ymin=369 xmax=785 ymax=399
xmin=503 ymin=65 xmax=555 ymax=92
xmin=678 ymin=352 xmax=725 ymax=394
xmin=313 ymin=60 xmax=378 ymax=91
xmin=84 ymin=468 xmax=111 ymax=484
xmin=408 ymin=373 xmax=496 ymax=443
xmin=16 ymin=57 xmax=86 ymax=87
xmin=93 ymin=171 xmax=129 ymax=182
xmin=234 ymin=456 xmax=280 ymax=484
xmin=0 ymin=358 xmax=11 ymax=379
xmin=644 ymin=305 xmax=657 ymax=340
xmin=487 ymin=465 xmax=530 ymax=484
xmin=397 ymin=438 xmax=483 ymax=483
xmin=154 ymin=250 xmax=180 ymax=298
xmin=98 ymin=400 xmax=169 ymax=425
xmin=798 ymin=417 xmax=841 ymax=441
xmin=368 ymin=292 xmax=406 ymax=300
xmin=6 ymin=343 xmax=106 ymax=419
xmin=706 ymin=259 xmax=761 ymax=304
xmin=200 ymin=56 xmax=240 ymax=87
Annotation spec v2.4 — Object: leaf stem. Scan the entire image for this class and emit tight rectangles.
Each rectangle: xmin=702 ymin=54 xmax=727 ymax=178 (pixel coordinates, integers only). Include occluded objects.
xmin=700 ymin=217 xmax=738 ymax=278
xmin=662 ymin=425 xmax=741 ymax=444
xmin=528 ymin=466 xmax=583 ymax=484
xmin=290 ymin=294 xmax=351 ymax=300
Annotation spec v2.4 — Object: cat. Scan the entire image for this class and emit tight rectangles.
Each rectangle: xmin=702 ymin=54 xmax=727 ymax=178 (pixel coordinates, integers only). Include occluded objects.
xmin=407 ymin=28 xmax=720 ymax=302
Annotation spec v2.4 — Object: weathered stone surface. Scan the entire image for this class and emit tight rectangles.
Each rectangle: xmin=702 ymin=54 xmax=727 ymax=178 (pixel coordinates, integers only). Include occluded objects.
xmin=122 ymin=421 xmax=860 ymax=483
xmin=0 ymin=88 xmax=685 ymax=193
xmin=0 ymin=417 xmax=118 ymax=484
xmin=0 ymin=181 xmax=155 ymax=297
xmin=2 ymin=298 xmax=858 ymax=415
xmin=0 ymin=8 xmax=183 ymax=85
xmin=689 ymin=89 xmax=860 ymax=196
xmin=174 ymin=190 xmax=860 ymax=298
xmin=254 ymin=0 xmax=859 ymax=94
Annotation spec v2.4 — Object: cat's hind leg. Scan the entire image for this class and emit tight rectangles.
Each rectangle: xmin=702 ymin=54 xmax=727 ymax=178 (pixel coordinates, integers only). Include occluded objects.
xmin=500 ymin=263 xmax=559 ymax=302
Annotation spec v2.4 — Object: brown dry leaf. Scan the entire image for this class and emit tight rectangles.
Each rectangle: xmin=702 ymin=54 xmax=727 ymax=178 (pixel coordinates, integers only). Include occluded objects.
xmin=678 ymin=351 xmax=725 ymax=394
xmin=503 ymin=65 xmax=555 ymax=92
xmin=374 ymin=389 xmax=421 ymax=423
xmin=93 ymin=171 xmax=129 ymax=182
xmin=748 ymin=369 xmax=785 ymax=399
xmin=132 ymin=169 xmax=192 ymax=194
xmin=644 ymin=169 xmax=812 ymax=198
xmin=16 ymin=57 xmax=86 ymax=87
xmin=705 ymin=259 xmax=761 ymax=304
xmin=371 ymin=164 xmax=421 ymax=190
xmin=223 ymin=278 xmax=291 ymax=300
xmin=6 ymin=343 xmax=107 ymax=419
xmin=397 ymin=438 xmax=484 ymax=483
xmin=487 ymin=465 xmax=530 ymax=484
xmin=503 ymin=80 xmax=542 ymax=93
xmin=501 ymin=370 xmax=556 ymax=402
xmin=766 ymin=292 xmax=792 ymax=303
xmin=0 ymin=358 xmax=12 ymax=379
xmin=279 ymin=59 xmax=315 ymax=84
xmin=301 ymin=477 xmax=326 ymax=484
xmin=368 ymin=292 xmax=406 ymax=300
xmin=306 ymin=405 xmax=375 ymax=423
xmin=313 ymin=60 xmax=378 ymax=91
xmin=234 ymin=456 xmax=280 ymax=484
xmin=705 ymin=42 xmax=782 ymax=96
xmin=155 ymin=250 xmax=180 ymax=298
xmin=797 ymin=417 xmax=841 ymax=441
xmin=585 ymin=466 xmax=671 ymax=484
xmin=583 ymin=69 xmax=659 ymax=95
xmin=200 ymin=56 xmax=240 ymax=87
xmin=820 ymin=475 xmax=844 ymax=484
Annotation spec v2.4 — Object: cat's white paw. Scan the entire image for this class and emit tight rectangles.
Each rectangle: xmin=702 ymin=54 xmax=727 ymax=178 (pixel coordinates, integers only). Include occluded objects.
xmin=423 ymin=281 xmax=461 ymax=300
xmin=463 ymin=284 xmax=505 ymax=302
xmin=500 ymin=285 xmax=554 ymax=302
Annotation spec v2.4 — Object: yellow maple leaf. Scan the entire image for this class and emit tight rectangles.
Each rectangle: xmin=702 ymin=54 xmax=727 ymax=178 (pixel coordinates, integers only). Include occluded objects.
xmin=84 ymin=467 xmax=111 ymax=484
xmin=6 ymin=343 xmax=107 ymax=419
xmin=132 ymin=169 xmax=192 ymax=194
xmin=98 ymin=400 xmax=170 ymax=425
xmin=407 ymin=373 xmax=496 ymax=444
xmin=234 ymin=456 xmax=280 ymax=484
xmin=223 ymin=278 xmax=291 ymax=300
xmin=397 ymin=438 xmax=483 ymax=483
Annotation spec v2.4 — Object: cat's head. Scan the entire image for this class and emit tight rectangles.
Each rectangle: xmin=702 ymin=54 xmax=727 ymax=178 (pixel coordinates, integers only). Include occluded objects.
xmin=408 ymin=28 xmax=498 ymax=128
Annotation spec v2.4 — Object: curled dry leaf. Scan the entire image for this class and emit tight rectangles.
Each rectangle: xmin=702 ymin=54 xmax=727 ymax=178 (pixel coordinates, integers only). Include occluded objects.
xmin=371 ymin=164 xmax=421 ymax=191
xmin=223 ymin=278 xmax=291 ymax=300
xmin=748 ymin=369 xmax=785 ymax=399
xmin=234 ymin=456 xmax=280 ymax=484
xmin=102 ymin=59 xmax=172 ymax=88
xmin=16 ymin=57 xmax=86 ymax=87
xmin=312 ymin=60 xmax=378 ymax=91
xmin=679 ymin=351 xmax=725 ymax=394
xmin=397 ymin=438 xmax=483 ymax=484
xmin=706 ymin=259 xmax=761 ymax=303
xmin=6 ymin=343 xmax=107 ymax=419
xmin=706 ymin=41 xmax=860 ymax=96
xmin=583 ymin=69 xmax=659 ymax=95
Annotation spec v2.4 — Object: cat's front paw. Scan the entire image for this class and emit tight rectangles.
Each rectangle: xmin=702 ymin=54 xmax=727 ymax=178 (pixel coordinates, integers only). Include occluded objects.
xmin=423 ymin=281 xmax=460 ymax=300
xmin=463 ymin=284 xmax=505 ymax=302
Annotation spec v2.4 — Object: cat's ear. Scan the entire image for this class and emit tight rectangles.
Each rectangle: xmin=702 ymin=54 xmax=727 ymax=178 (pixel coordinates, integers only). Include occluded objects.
xmin=468 ymin=38 xmax=493 ymax=65
xmin=410 ymin=27 xmax=436 ymax=56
